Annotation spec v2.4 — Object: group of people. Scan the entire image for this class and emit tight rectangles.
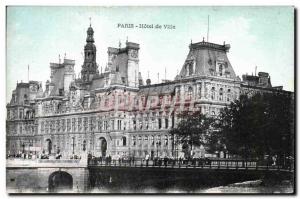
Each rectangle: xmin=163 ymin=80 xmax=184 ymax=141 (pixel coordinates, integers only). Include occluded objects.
xmin=6 ymin=151 xmax=37 ymax=159
xmin=88 ymin=153 xmax=138 ymax=165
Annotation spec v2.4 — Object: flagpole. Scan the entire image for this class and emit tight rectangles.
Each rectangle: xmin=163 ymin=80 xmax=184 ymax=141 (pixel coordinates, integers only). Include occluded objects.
xmin=27 ymin=64 xmax=29 ymax=83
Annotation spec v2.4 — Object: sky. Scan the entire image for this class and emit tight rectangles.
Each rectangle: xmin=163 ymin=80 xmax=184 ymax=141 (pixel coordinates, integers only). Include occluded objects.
xmin=6 ymin=6 xmax=294 ymax=103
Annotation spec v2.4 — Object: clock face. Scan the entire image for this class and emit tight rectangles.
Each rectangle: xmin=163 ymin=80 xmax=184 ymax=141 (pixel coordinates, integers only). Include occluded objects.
xmin=130 ymin=50 xmax=138 ymax=58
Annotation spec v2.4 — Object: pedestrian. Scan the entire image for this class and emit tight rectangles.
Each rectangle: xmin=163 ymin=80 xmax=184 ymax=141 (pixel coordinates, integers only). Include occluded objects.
xmin=145 ymin=153 xmax=150 ymax=167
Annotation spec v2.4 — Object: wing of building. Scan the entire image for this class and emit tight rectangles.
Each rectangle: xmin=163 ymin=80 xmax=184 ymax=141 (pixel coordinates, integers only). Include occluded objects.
xmin=6 ymin=24 xmax=294 ymax=159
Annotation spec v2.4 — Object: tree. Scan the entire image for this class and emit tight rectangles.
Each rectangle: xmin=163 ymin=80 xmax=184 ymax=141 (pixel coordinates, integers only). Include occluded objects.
xmin=213 ymin=92 xmax=294 ymax=162
xmin=169 ymin=111 xmax=215 ymax=158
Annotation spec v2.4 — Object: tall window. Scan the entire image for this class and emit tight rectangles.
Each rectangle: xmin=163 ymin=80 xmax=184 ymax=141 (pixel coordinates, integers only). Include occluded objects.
xmin=158 ymin=118 xmax=162 ymax=129
xmin=62 ymin=119 xmax=66 ymax=132
xmin=133 ymin=120 xmax=136 ymax=130
xmin=72 ymin=118 xmax=76 ymax=132
xmin=82 ymin=140 xmax=86 ymax=151
xmin=165 ymin=118 xmax=169 ymax=129
xmin=219 ymin=88 xmax=223 ymax=101
xmin=67 ymin=119 xmax=71 ymax=132
xmin=227 ymin=89 xmax=231 ymax=102
xmin=132 ymin=136 xmax=136 ymax=146
xmin=151 ymin=135 xmax=154 ymax=146
xmin=83 ymin=117 xmax=88 ymax=131
xmin=117 ymin=120 xmax=122 ymax=130
xmin=164 ymin=135 xmax=168 ymax=146
xmin=78 ymin=118 xmax=82 ymax=131
xmin=187 ymin=87 xmax=193 ymax=100
xmin=104 ymin=121 xmax=108 ymax=130
xmin=98 ymin=120 xmax=103 ymax=131
xmin=122 ymin=136 xmax=127 ymax=146
xmin=211 ymin=87 xmax=215 ymax=100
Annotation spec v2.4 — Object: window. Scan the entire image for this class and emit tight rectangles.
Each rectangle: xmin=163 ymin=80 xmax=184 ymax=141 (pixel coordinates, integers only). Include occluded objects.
xmin=78 ymin=118 xmax=82 ymax=131
xmin=219 ymin=88 xmax=223 ymax=101
xmin=104 ymin=121 xmax=108 ymax=130
xmin=165 ymin=118 xmax=169 ymax=129
xmin=83 ymin=117 xmax=88 ymax=131
xmin=171 ymin=115 xmax=175 ymax=128
xmin=90 ymin=117 xmax=95 ymax=131
xmin=164 ymin=135 xmax=168 ymax=146
xmin=211 ymin=87 xmax=215 ymax=100
xmin=62 ymin=119 xmax=66 ymax=132
xmin=122 ymin=136 xmax=126 ymax=146
xmin=116 ymin=65 xmax=119 ymax=72
xmin=111 ymin=120 xmax=114 ymax=130
xmin=187 ymin=87 xmax=193 ymax=100
xmin=139 ymin=120 xmax=143 ymax=129
xmin=227 ymin=89 xmax=231 ymax=102
xmin=117 ymin=120 xmax=122 ymax=130
xmin=67 ymin=119 xmax=71 ymax=132
xmin=219 ymin=64 xmax=223 ymax=76
xmin=132 ymin=136 xmax=136 ymax=146
xmin=72 ymin=118 xmax=76 ymax=132
xmin=158 ymin=118 xmax=162 ymax=129
xmin=83 ymin=140 xmax=86 ymax=151
xmin=138 ymin=136 xmax=142 ymax=145
xmin=151 ymin=135 xmax=154 ymax=146
xmin=133 ymin=120 xmax=136 ymax=130
xmin=98 ymin=120 xmax=103 ymax=131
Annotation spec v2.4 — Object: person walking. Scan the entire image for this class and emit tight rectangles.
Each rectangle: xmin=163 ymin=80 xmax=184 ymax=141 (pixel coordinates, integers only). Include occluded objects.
xmin=145 ymin=153 xmax=150 ymax=167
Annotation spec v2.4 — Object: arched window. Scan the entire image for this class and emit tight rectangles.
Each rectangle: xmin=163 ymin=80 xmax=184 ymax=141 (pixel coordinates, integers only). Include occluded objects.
xmin=132 ymin=136 xmax=136 ymax=146
xmin=83 ymin=140 xmax=86 ymax=151
xmin=227 ymin=89 xmax=231 ymax=102
xmin=122 ymin=136 xmax=126 ymax=146
xmin=187 ymin=87 xmax=193 ymax=100
xmin=211 ymin=87 xmax=215 ymax=100
xmin=219 ymin=88 xmax=223 ymax=101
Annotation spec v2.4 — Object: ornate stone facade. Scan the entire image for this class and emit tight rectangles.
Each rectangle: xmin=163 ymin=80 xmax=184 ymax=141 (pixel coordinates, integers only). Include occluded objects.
xmin=6 ymin=24 xmax=291 ymax=159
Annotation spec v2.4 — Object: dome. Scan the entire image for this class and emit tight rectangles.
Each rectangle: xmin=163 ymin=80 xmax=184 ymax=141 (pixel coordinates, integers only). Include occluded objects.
xmin=87 ymin=26 xmax=94 ymax=35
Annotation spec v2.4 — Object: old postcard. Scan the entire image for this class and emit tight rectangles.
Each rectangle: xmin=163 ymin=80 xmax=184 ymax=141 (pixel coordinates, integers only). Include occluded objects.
xmin=6 ymin=6 xmax=295 ymax=194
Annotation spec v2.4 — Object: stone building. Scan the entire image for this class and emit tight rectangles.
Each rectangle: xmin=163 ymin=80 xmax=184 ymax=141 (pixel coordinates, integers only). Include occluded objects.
xmin=6 ymin=24 xmax=292 ymax=159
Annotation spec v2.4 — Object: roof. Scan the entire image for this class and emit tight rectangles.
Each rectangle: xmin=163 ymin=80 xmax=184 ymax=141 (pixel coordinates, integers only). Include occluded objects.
xmin=176 ymin=41 xmax=237 ymax=80
xmin=139 ymin=82 xmax=176 ymax=96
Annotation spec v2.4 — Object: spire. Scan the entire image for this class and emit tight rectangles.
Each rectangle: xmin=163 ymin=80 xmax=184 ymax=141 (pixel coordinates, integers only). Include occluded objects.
xmin=86 ymin=19 xmax=94 ymax=43
xmin=89 ymin=17 xmax=92 ymax=27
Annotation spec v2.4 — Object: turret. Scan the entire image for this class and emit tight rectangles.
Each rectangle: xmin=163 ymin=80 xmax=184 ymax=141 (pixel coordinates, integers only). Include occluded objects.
xmin=81 ymin=22 xmax=98 ymax=82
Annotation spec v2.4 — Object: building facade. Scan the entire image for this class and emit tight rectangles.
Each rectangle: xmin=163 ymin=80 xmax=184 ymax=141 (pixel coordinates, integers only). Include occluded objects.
xmin=6 ymin=24 xmax=292 ymax=159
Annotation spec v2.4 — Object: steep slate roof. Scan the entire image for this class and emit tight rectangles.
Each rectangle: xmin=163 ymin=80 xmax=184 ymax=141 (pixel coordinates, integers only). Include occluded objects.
xmin=139 ymin=82 xmax=176 ymax=96
xmin=176 ymin=41 xmax=238 ymax=80
xmin=49 ymin=64 xmax=65 ymax=96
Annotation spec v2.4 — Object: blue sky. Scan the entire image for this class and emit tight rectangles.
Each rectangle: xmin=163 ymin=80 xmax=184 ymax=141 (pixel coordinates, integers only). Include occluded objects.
xmin=6 ymin=6 xmax=294 ymax=102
